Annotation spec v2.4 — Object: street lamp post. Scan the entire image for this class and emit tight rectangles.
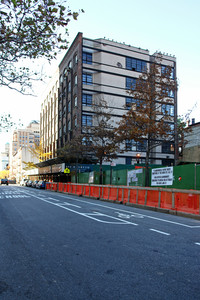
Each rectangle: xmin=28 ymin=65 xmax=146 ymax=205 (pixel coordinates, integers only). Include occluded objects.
xmin=136 ymin=153 xmax=141 ymax=164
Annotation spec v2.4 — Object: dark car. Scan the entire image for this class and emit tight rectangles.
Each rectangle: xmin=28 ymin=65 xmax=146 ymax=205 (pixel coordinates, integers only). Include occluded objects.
xmin=36 ymin=180 xmax=46 ymax=189
xmin=32 ymin=180 xmax=39 ymax=188
xmin=1 ymin=178 xmax=9 ymax=185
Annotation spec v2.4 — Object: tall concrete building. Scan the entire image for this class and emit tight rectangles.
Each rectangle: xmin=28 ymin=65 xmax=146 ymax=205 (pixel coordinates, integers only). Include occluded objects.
xmin=40 ymin=32 xmax=177 ymax=178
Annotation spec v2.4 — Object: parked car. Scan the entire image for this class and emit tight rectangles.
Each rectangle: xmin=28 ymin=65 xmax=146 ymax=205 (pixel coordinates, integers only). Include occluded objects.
xmin=1 ymin=178 xmax=9 ymax=185
xmin=26 ymin=180 xmax=33 ymax=187
xmin=32 ymin=180 xmax=39 ymax=188
xmin=36 ymin=180 xmax=46 ymax=189
xmin=20 ymin=179 xmax=28 ymax=186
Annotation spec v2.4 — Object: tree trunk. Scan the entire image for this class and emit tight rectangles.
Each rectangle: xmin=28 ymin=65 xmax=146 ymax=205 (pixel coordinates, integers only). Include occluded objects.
xmin=145 ymin=134 xmax=151 ymax=187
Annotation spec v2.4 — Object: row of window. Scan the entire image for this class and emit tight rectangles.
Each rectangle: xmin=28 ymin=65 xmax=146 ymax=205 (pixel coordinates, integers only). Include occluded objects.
xmin=126 ymin=140 xmax=174 ymax=153
xmin=82 ymin=51 xmax=149 ymax=75
xmin=82 ymin=74 xmax=174 ymax=98
xmin=126 ymin=97 xmax=174 ymax=116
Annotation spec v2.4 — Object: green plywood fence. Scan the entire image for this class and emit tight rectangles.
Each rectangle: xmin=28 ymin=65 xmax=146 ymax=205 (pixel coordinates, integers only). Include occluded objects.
xmin=71 ymin=163 xmax=200 ymax=190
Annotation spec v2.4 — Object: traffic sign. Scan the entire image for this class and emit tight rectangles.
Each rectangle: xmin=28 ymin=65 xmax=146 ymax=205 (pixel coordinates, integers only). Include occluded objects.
xmin=64 ymin=168 xmax=70 ymax=174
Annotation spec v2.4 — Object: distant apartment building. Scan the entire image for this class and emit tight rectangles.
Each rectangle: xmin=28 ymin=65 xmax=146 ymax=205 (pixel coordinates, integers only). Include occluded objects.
xmin=0 ymin=143 xmax=9 ymax=171
xmin=40 ymin=69 xmax=59 ymax=160
xmin=180 ymin=120 xmax=200 ymax=163
xmin=40 ymin=32 xmax=177 ymax=178
xmin=9 ymin=121 xmax=40 ymax=180
xmin=11 ymin=120 xmax=40 ymax=155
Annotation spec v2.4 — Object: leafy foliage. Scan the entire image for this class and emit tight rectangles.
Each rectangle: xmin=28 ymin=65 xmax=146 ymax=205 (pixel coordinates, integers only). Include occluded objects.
xmin=0 ymin=0 xmax=83 ymax=93
xmin=23 ymin=141 xmax=52 ymax=169
xmin=0 ymin=113 xmax=23 ymax=132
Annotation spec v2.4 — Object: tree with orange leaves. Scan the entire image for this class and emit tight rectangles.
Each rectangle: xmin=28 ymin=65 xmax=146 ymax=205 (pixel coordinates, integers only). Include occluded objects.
xmin=116 ymin=54 xmax=177 ymax=186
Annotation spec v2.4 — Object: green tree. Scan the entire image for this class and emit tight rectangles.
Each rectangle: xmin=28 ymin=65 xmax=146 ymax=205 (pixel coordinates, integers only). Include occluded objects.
xmin=116 ymin=54 xmax=177 ymax=186
xmin=0 ymin=0 xmax=83 ymax=93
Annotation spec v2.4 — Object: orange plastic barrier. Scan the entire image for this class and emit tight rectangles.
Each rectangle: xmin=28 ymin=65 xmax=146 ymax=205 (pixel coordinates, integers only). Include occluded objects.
xmin=58 ymin=183 xmax=64 ymax=192
xmin=117 ymin=188 xmax=124 ymax=203
xmin=52 ymin=183 xmax=57 ymax=191
xmin=46 ymin=183 xmax=51 ymax=190
xmin=101 ymin=187 xmax=109 ymax=200
xmin=137 ymin=190 xmax=146 ymax=205
xmin=76 ymin=185 xmax=83 ymax=196
xmin=109 ymin=187 xmax=118 ymax=201
xmin=123 ymin=189 xmax=129 ymax=204
xmin=174 ymin=192 xmax=199 ymax=215
xmin=160 ymin=191 xmax=173 ymax=209
xmin=90 ymin=185 xmax=100 ymax=198
xmin=43 ymin=182 xmax=200 ymax=216
xmin=146 ymin=190 xmax=159 ymax=207
xmin=63 ymin=183 xmax=67 ymax=193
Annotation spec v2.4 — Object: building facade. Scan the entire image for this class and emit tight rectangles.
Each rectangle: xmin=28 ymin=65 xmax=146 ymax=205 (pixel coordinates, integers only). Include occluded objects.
xmin=180 ymin=121 xmax=200 ymax=163
xmin=0 ymin=143 xmax=9 ymax=171
xmin=9 ymin=121 xmax=40 ymax=180
xmin=41 ymin=32 xmax=177 ymax=174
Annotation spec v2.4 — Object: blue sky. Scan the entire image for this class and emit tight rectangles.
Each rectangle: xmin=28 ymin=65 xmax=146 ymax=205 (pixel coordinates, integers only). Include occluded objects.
xmin=0 ymin=0 xmax=200 ymax=149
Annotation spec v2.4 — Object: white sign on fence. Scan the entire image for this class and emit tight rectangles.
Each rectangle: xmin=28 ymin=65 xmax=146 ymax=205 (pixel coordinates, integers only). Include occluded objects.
xmin=151 ymin=167 xmax=173 ymax=186
xmin=127 ymin=169 xmax=143 ymax=186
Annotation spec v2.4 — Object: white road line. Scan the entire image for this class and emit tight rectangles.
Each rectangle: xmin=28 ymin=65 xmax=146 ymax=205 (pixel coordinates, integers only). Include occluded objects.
xmin=20 ymin=190 xmax=200 ymax=229
xmin=195 ymin=243 xmax=200 ymax=246
xmin=150 ymin=229 xmax=170 ymax=236
xmin=61 ymin=202 xmax=81 ymax=208
xmin=25 ymin=195 xmax=138 ymax=226
xmin=47 ymin=197 xmax=60 ymax=202
xmin=57 ymin=195 xmax=200 ymax=228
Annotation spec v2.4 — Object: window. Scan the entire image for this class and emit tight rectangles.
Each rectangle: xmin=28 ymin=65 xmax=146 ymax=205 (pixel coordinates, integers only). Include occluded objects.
xmin=137 ymin=140 xmax=147 ymax=152
xmin=82 ymin=114 xmax=92 ymax=126
xmin=164 ymin=122 xmax=174 ymax=134
xmin=74 ymin=96 xmax=77 ymax=107
xmin=82 ymin=94 xmax=92 ymax=106
xmin=161 ymin=104 xmax=174 ymax=116
xmin=162 ymin=86 xmax=174 ymax=98
xmin=74 ymin=116 xmax=77 ymax=127
xmin=68 ymin=120 xmax=71 ymax=131
xmin=82 ymin=136 xmax=92 ymax=146
xmin=82 ymin=73 xmax=92 ymax=85
xmin=126 ymin=140 xmax=136 ymax=151
xmin=125 ymin=140 xmax=147 ymax=151
xmin=83 ymin=52 xmax=92 ymax=64
xmin=74 ymin=54 xmax=78 ymax=65
xmin=126 ymin=77 xmax=136 ymax=90
xmin=68 ymin=81 xmax=71 ymax=92
xmin=162 ymin=142 xmax=174 ymax=154
xmin=161 ymin=65 xmax=174 ymax=79
xmin=126 ymin=97 xmax=141 ymax=109
xmin=74 ymin=74 xmax=77 ymax=85
xmin=68 ymin=101 xmax=71 ymax=113
xmin=126 ymin=57 xmax=147 ymax=72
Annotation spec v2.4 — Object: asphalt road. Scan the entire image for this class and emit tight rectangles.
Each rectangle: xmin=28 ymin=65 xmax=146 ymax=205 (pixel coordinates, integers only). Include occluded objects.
xmin=0 ymin=185 xmax=200 ymax=300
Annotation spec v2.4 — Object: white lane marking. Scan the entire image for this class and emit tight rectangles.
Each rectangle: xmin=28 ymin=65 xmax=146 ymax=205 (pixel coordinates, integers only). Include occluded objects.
xmin=47 ymin=197 xmax=60 ymax=202
xmin=195 ymin=243 xmax=200 ymax=246
xmin=115 ymin=212 xmax=144 ymax=219
xmin=57 ymin=195 xmax=200 ymax=228
xmin=61 ymin=202 xmax=81 ymax=208
xmin=150 ymin=229 xmax=170 ymax=236
xmin=20 ymin=190 xmax=200 ymax=229
xmin=25 ymin=195 xmax=138 ymax=226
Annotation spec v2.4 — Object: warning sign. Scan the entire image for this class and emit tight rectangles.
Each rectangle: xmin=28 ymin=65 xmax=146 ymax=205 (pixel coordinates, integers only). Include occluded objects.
xmin=151 ymin=167 xmax=173 ymax=186
xmin=64 ymin=168 xmax=70 ymax=174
